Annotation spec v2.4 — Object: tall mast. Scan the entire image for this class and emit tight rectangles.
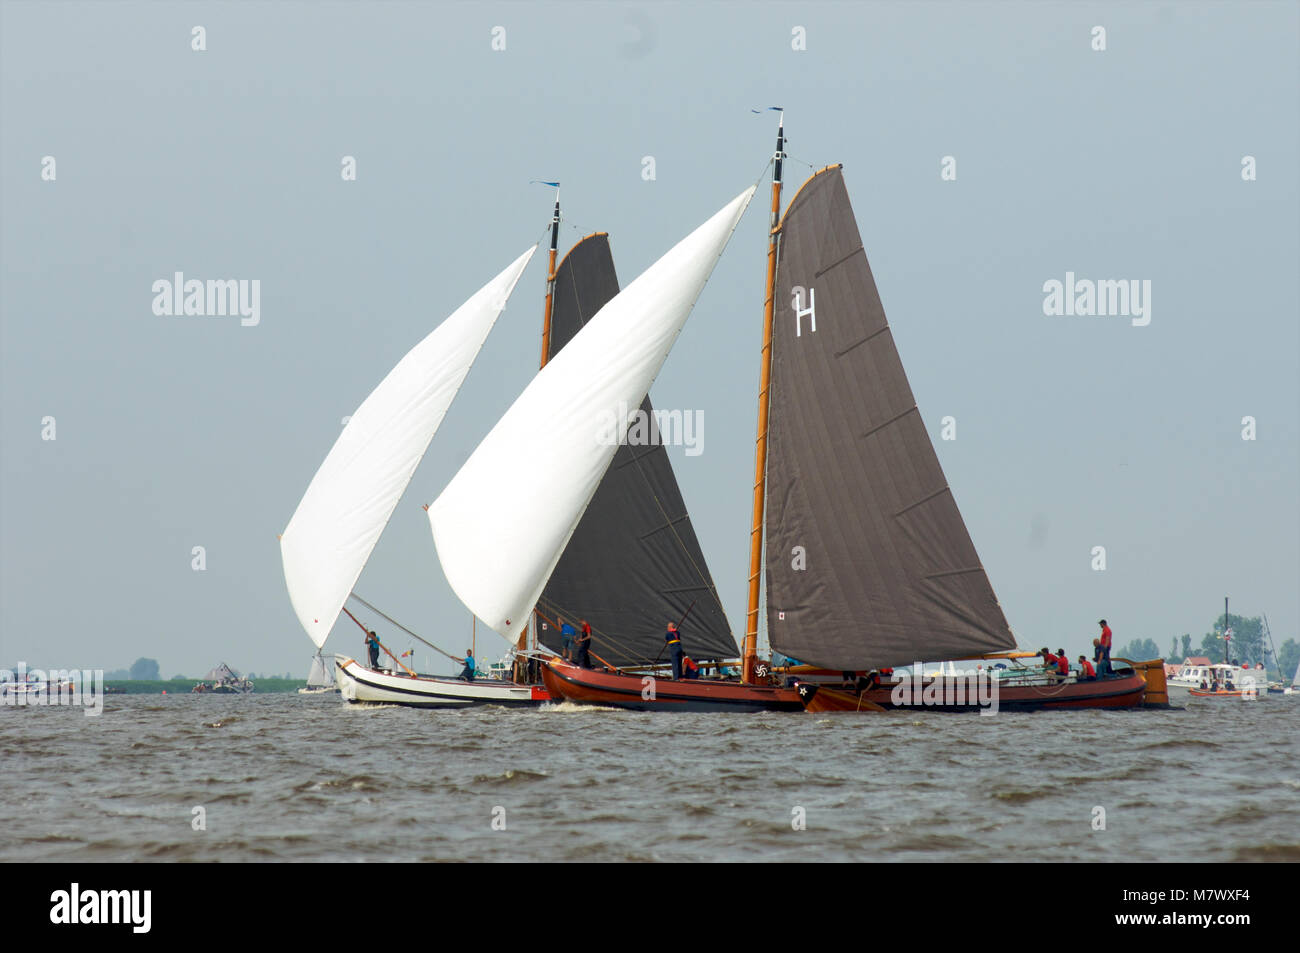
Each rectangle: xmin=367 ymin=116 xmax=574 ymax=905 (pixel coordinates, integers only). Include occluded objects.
xmin=517 ymin=184 xmax=561 ymax=673
xmin=540 ymin=186 xmax=561 ymax=368
xmin=1224 ymin=595 xmax=1231 ymax=667
xmin=742 ymin=112 xmax=785 ymax=684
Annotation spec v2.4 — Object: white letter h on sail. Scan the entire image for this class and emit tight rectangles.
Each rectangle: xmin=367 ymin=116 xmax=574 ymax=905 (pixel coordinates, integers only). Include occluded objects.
xmin=792 ymin=286 xmax=816 ymax=337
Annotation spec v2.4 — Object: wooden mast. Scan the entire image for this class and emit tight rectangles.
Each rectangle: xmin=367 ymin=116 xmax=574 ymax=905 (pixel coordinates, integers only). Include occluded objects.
xmin=742 ymin=113 xmax=785 ymax=684
xmin=540 ymin=188 xmax=561 ymax=370
xmin=515 ymin=187 xmax=562 ymax=678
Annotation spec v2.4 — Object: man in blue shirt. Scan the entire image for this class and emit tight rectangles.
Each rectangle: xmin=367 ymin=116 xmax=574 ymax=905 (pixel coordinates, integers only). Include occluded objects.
xmin=458 ymin=649 xmax=476 ymax=681
xmin=365 ymin=630 xmax=381 ymax=669
xmin=558 ymin=616 xmax=577 ymax=662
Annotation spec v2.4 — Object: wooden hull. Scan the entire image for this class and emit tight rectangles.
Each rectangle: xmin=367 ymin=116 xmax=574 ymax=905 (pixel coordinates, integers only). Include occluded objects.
xmin=336 ymin=657 xmax=551 ymax=708
xmin=798 ymin=671 xmax=1149 ymax=713
xmin=542 ymin=660 xmax=804 ymax=712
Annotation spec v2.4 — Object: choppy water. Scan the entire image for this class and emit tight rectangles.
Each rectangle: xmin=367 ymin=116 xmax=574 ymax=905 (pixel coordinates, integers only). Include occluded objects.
xmin=3 ymin=693 xmax=1297 ymax=862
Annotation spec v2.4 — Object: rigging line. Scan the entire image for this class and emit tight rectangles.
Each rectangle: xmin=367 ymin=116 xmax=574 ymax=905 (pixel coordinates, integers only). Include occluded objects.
xmin=348 ymin=592 xmax=459 ymax=662
xmin=783 ymin=153 xmax=818 ymax=173
xmin=532 ymin=601 xmax=653 ymax=670
xmin=622 ymin=439 xmax=733 ymax=639
xmin=534 ymin=595 xmax=660 ymax=665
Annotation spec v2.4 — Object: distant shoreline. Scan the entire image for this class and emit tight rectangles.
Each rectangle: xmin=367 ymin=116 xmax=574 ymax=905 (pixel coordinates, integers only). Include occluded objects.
xmin=103 ymin=679 xmax=307 ymax=695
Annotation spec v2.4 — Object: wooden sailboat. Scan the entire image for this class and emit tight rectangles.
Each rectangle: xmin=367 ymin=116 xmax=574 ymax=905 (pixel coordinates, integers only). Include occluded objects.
xmin=280 ymin=246 xmax=546 ymax=707
xmin=752 ymin=131 xmax=1160 ymax=711
xmin=430 ymin=189 xmax=763 ymax=707
xmin=531 ymin=232 xmax=738 ymax=671
xmin=538 ymin=119 xmax=804 ymax=710
xmin=546 ymin=115 xmax=1162 ymax=714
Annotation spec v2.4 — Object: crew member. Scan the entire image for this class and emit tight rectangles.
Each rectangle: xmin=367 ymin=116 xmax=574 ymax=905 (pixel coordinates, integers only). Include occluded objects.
xmin=665 ymin=621 xmax=684 ymax=680
xmin=1078 ymin=655 xmax=1096 ymax=680
xmin=558 ymin=616 xmax=576 ymax=662
xmin=458 ymin=649 xmax=476 ymax=681
xmin=575 ymin=619 xmax=593 ymax=669
xmin=1055 ymin=648 xmax=1070 ymax=677
xmin=366 ymin=630 xmax=381 ymax=669
xmin=1098 ymin=619 xmax=1113 ymax=675
xmin=682 ymin=656 xmax=700 ymax=680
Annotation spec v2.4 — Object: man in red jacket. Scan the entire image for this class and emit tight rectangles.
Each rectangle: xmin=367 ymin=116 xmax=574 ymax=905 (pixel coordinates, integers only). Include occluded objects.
xmin=1098 ymin=619 xmax=1113 ymax=677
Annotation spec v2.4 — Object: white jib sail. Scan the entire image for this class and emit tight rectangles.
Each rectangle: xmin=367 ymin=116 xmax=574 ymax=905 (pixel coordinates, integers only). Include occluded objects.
xmin=281 ymin=246 xmax=537 ymax=647
xmin=429 ymin=188 xmax=756 ymax=645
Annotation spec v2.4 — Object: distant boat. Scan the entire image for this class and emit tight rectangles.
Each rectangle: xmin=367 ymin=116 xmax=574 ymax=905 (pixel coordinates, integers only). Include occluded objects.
xmin=192 ymin=663 xmax=253 ymax=694
xmin=297 ymin=651 xmax=338 ymax=695
xmin=0 ymin=673 xmax=73 ymax=699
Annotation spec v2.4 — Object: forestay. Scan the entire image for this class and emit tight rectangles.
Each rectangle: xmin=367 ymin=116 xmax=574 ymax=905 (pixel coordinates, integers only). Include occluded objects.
xmin=281 ymin=247 xmax=536 ymax=647
xmin=430 ymin=189 xmax=756 ymax=646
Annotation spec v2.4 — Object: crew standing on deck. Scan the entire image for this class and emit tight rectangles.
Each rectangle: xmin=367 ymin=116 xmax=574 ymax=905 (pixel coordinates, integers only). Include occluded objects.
xmin=666 ymin=621 xmax=684 ymax=680
xmin=558 ymin=616 xmax=576 ymax=662
xmin=1098 ymin=619 xmax=1113 ymax=676
xmin=366 ymin=630 xmax=381 ymax=669
xmin=575 ymin=619 xmax=593 ymax=669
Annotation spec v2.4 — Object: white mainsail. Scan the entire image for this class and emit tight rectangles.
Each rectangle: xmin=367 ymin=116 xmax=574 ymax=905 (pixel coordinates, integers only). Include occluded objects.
xmin=429 ymin=188 xmax=756 ymax=644
xmin=281 ymin=247 xmax=537 ymax=647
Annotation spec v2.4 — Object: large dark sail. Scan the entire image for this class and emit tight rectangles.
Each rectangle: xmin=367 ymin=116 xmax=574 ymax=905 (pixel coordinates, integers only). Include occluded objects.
xmin=535 ymin=234 xmax=737 ymax=666
xmin=764 ymin=167 xmax=1015 ymax=670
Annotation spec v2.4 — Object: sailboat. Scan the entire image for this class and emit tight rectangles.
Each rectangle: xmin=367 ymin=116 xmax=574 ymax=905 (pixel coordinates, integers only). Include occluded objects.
xmin=297 ymin=651 xmax=338 ymax=694
xmin=429 ymin=189 xmax=765 ymax=708
xmin=280 ymin=246 xmax=547 ymax=708
xmin=543 ymin=115 xmax=1163 ymax=713
xmin=530 ymin=231 xmax=739 ymax=674
xmin=765 ymin=156 xmax=1160 ymax=711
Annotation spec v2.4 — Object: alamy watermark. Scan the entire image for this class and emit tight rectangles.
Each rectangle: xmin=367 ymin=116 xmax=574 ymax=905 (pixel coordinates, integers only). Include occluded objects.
xmin=152 ymin=273 xmax=260 ymax=327
xmin=1042 ymin=272 xmax=1150 ymax=327
xmin=890 ymin=664 xmax=1000 ymax=715
xmin=1 ymin=663 xmax=104 ymax=716
xmin=594 ymin=400 xmax=703 ymax=456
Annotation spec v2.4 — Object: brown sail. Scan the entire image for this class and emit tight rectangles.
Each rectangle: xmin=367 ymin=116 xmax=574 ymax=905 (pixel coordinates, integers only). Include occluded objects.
xmin=764 ymin=166 xmax=1015 ymax=671
xmin=535 ymin=234 xmax=737 ymax=667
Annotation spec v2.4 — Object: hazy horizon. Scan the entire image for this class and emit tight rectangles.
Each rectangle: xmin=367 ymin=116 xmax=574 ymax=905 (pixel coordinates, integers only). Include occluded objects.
xmin=3 ymin=1 xmax=1296 ymax=679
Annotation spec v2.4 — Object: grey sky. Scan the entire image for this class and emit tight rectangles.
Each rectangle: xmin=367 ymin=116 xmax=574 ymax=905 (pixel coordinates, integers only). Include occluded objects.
xmin=2 ymin=1 xmax=1296 ymax=678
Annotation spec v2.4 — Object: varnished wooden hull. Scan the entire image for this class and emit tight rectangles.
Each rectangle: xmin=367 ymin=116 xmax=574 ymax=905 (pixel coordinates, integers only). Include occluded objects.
xmin=798 ymin=671 xmax=1148 ymax=713
xmin=542 ymin=660 xmax=804 ymax=712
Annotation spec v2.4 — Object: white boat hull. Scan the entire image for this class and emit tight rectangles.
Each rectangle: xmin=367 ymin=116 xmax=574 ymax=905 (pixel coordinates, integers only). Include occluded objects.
xmin=334 ymin=657 xmax=550 ymax=708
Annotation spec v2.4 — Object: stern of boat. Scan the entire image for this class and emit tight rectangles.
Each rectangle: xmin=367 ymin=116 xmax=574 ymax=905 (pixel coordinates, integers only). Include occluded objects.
xmin=1118 ymin=657 xmax=1170 ymax=708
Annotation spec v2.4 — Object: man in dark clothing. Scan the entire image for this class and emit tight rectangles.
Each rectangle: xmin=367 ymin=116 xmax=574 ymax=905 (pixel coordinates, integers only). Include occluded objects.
xmin=366 ymin=630 xmax=381 ymax=669
xmin=575 ymin=619 xmax=593 ymax=669
xmin=665 ymin=622 xmax=684 ymax=680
